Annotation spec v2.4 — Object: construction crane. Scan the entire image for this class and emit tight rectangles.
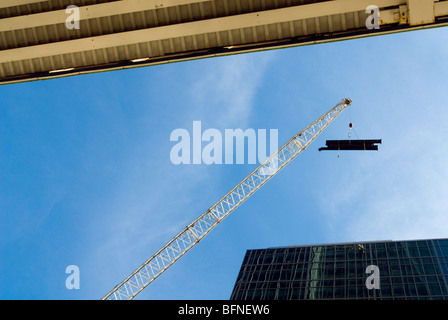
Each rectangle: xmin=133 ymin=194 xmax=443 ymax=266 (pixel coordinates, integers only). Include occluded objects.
xmin=102 ymin=98 xmax=353 ymax=300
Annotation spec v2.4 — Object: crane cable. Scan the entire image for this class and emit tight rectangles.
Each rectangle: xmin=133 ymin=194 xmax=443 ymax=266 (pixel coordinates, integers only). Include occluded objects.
xmin=347 ymin=104 xmax=359 ymax=140
xmin=347 ymin=104 xmax=369 ymax=165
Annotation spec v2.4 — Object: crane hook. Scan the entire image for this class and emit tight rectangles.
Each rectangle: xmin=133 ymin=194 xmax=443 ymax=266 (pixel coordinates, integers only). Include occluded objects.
xmin=348 ymin=122 xmax=354 ymax=139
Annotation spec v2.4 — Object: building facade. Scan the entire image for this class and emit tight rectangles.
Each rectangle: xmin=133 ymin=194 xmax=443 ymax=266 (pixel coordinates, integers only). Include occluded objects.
xmin=230 ymin=238 xmax=448 ymax=300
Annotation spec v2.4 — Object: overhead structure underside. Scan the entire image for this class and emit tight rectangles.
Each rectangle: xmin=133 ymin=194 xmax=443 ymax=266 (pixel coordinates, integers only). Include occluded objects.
xmin=1 ymin=0 xmax=447 ymax=85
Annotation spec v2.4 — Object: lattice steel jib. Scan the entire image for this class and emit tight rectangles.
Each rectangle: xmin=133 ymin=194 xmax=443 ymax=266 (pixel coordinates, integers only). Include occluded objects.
xmin=102 ymin=98 xmax=352 ymax=300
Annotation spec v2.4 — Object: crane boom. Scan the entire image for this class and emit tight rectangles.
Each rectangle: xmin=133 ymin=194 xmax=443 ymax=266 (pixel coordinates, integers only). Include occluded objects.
xmin=102 ymin=98 xmax=352 ymax=300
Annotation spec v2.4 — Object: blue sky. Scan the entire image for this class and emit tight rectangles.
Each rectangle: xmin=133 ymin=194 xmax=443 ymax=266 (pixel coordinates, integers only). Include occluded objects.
xmin=1 ymin=26 xmax=448 ymax=300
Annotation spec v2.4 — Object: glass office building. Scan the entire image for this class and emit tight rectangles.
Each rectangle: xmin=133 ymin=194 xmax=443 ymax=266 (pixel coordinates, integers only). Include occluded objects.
xmin=230 ymin=238 xmax=448 ymax=300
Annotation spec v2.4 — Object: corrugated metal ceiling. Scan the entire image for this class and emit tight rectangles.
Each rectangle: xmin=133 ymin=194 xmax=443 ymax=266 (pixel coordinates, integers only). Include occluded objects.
xmin=0 ymin=0 xmax=447 ymax=84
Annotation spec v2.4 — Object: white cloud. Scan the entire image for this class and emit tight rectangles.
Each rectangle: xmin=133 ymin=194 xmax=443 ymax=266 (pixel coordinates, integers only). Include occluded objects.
xmin=188 ymin=52 xmax=274 ymax=128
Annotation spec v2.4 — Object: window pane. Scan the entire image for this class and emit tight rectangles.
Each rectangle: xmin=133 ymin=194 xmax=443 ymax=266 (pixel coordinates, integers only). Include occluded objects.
xmin=380 ymin=285 xmax=392 ymax=297
xmin=323 ymin=287 xmax=333 ymax=299
xmin=428 ymin=283 xmax=442 ymax=296
xmin=393 ymin=284 xmax=404 ymax=296
xmin=423 ymin=264 xmax=436 ymax=275
xmin=440 ymin=246 xmax=448 ymax=256
xmin=416 ymin=284 xmax=428 ymax=296
xmin=334 ymin=287 xmax=345 ymax=299
xmin=347 ymin=286 xmax=356 ymax=298
xmin=387 ymin=247 xmax=398 ymax=258
xmin=419 ymin=246 xmax=431 ymax=257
